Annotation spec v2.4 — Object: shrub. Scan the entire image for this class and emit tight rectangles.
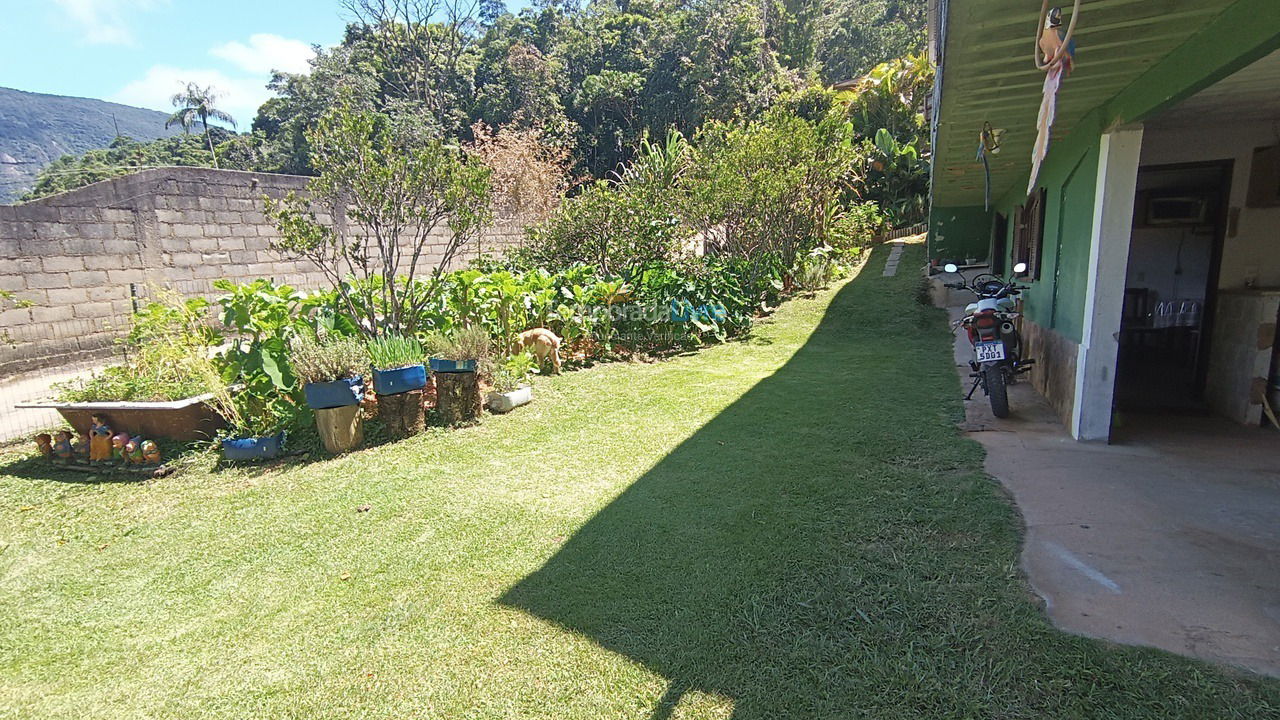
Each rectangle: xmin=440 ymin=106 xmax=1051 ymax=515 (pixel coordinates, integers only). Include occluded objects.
xmin=466 ymin=122 xmax=570 ymax=223
xmin=367 ymin=334 xmax=425 ymax=371
xmin=685 ymin=104 xmax=859 ymax=286
xmin=288 ymin=334 xmax=369 ymax=385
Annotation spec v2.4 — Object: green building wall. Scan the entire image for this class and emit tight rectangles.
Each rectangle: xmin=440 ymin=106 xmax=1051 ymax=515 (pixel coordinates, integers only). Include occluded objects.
xmin=927 ymin=205 xmax=991 ymax=266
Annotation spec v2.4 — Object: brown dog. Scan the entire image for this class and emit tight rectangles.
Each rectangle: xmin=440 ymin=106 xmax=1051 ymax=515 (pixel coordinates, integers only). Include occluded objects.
xmin=518 ymin=328 xmax=563 ymax=374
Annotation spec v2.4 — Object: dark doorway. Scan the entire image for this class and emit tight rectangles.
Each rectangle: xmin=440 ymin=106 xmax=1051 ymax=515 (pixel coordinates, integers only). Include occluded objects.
xmin=1116 ymin=161 xmax=1231 ymax=412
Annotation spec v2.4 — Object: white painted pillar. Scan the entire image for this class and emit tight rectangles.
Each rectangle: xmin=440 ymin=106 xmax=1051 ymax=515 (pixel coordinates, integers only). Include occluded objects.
xmin=1071 ymin=125 xmax=1144 ymax=441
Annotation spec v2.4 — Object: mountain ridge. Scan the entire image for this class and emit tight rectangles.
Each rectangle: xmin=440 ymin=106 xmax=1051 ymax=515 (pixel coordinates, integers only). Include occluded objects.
xmin=0 ymin=86 xmax=179 ymax=202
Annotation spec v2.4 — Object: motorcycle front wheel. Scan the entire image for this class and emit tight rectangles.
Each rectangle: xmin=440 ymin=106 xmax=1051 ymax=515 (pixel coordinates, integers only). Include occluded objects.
xmin=985 ymin=366 xmax=1010 ymax=418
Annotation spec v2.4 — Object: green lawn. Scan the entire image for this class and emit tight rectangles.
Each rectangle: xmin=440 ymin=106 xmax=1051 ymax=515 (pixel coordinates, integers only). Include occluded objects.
xmin=2 ymin=242 xmax=1277 ymax=719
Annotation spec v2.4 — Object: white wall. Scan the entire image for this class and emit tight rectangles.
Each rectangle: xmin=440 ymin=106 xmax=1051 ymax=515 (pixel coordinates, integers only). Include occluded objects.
xmin=1140 ymin=120 xmax=1280 ymax=289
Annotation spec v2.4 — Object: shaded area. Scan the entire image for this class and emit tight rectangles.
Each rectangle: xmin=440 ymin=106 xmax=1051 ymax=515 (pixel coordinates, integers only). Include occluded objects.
xmin=501 ymin=243 xmax=1280 ymax=718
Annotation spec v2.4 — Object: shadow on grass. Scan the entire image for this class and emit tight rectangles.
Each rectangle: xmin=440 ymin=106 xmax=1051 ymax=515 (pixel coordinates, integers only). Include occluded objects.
xmin=499 ymin=244 xmax=1011 ymax=718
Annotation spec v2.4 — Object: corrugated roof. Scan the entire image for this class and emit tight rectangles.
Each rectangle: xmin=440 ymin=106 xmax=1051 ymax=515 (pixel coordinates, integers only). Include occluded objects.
xmin=932 ymin=0 xmax=1238 ymax=207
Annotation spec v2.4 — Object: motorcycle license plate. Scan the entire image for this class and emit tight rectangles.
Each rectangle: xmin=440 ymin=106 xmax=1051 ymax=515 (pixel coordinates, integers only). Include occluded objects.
xmin=975 ymin=341 xmax=1006 ymax=362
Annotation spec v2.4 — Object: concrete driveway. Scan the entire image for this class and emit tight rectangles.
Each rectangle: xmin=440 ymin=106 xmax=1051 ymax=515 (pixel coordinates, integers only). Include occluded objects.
xmin=948 ymin=304 xmax=1280 ymax=678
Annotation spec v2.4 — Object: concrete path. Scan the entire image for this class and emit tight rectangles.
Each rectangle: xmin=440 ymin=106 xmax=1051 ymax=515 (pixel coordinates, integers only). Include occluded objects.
xmin=882 ymin=241 xmax=905 ymax=276
xmin=947 ymin=302 xmax=1280 ymax=678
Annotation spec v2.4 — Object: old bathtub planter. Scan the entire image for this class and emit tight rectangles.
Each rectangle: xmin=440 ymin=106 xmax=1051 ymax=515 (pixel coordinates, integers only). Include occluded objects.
xmin=372 ymin=364 xmax=427 ymax=395
xmin=220 ymin=431 xmax=286 ymax=461
xmin=429 ymin=357 xmax=477 ymax=374
xmin=486 ymin=385 xmax=532 ymax=414
xmin=303 ymin=376 xmax=365 ymax=410
xmin=16 ymin=393 xmax=226 ymax=442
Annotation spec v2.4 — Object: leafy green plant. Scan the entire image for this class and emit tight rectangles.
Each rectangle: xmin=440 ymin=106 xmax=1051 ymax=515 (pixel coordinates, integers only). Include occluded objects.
xmin=288 ymin=334 xmax=369 ymax=385
xmin=367 ymin=334 xmax=424 ymax=371
xmin=488 ymin=352 xmax=537 ymax=393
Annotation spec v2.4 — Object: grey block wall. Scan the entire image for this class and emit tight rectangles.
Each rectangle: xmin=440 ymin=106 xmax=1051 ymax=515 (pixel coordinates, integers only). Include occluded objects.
xmin=0 ymin=167 xmax=528 ymax=373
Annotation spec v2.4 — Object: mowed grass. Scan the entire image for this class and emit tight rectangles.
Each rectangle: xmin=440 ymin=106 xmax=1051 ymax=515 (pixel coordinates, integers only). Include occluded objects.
xmin=2 ymin=242 xmax=1278 ymax=719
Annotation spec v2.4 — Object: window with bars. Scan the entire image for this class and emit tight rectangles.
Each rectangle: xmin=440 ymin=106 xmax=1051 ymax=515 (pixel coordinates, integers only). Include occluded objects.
xmin=1012 ymin=188 xmax=1046 ymax=280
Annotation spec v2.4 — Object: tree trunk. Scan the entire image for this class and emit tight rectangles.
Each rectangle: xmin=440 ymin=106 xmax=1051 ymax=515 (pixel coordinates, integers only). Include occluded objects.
xmin=379 ymin=390 xmax=425 ymax=438
xmin=435 ymin=372 xmax=481 ymax=427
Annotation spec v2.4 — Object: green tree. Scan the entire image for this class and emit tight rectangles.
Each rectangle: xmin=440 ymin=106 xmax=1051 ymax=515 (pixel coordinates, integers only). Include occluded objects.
xmin=265 ymin=106 xmax=493 ymax=338
xmin=166 ymin=82 xmax=237 ymax=169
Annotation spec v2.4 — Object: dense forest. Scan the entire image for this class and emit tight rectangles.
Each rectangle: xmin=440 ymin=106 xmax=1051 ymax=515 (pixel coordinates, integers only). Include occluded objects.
xmin=24 ymin=0 xmax=926 ymax=199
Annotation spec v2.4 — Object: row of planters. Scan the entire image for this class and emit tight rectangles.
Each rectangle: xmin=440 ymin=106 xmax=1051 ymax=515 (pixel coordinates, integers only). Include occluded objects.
xmin=223 ymin=327 xmax=533 ymax=461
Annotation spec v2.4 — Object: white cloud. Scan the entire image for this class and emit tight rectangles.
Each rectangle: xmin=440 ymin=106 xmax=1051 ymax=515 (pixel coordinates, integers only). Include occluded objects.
xmin=211 ymin=33 xmax=315 ymax=76
xmin=53 ymin=0 xmax=164 ymax=46
xmin=109 ymin=33 xmax=314 ymax=130
xmin=109 ymin=66 xmax=269 ymax=129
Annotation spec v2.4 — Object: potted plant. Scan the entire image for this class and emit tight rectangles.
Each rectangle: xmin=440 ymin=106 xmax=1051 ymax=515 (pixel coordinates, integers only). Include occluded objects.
xmin=290 ymin=334 xmax=368 ymax=453
xmin=486 ymin=352 xmax=535 ymax=414
xmin=367 ymin=335 xmax=427 ymax=394
xmin=290 ymin=334 xmax=368 ymax=410
xmin=367 ymin=334 xmax=427 ymax=438
xmin=212 ymin=387 xmax=292 ymax=461
xmin=423 ymin=327 xmax=490 ymax=426
xmin=424 ymin=326 xmax=488 ymax=374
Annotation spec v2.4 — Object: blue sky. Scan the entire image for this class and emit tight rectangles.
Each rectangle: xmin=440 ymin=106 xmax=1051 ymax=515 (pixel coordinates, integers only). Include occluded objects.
xmin=0 ymin=1 xmax=517 ymax=128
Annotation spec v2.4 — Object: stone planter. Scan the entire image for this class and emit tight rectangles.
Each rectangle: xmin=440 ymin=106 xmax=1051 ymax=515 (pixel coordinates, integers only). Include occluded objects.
xmin=303 ymin=377 xmax=364 ymax=410
xmin=486 ymin=385 xmax=532 ymax=414
xmin=221 ymin=431 xmax=286 ymax=461
xmin=372 ymin=364 xmax=427 ymax=395
xmin=16 ymin=394 xmax=225 ymax=442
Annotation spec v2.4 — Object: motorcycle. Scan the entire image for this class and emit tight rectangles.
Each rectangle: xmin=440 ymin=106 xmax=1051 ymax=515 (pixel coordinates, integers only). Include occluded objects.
xmin=941 ymin=261 xmax=1035 ymax=418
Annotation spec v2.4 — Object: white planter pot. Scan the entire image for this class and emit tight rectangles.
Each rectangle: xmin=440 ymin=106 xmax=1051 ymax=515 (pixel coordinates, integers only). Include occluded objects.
xmin=486 ymin=385 xmax=532 ymax=413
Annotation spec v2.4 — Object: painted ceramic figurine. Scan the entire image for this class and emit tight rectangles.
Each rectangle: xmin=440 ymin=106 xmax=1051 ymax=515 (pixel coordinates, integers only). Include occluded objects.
xmin=53 ymin=431 xmax=74 ymax=461
xmin=35 ymin=433 xmax=53 ymax=459
xmin=110 ymin=432 xmax=132 ymax=462
xmin=140 ymin=439 xmax=162 ymax=465
xmin=89 ymin=415 xmax=114 ymax=463
xmin=122 ymin=436 xmax=152 ymax=465
xmin=72 ymin=432 xmax=90 ymax=459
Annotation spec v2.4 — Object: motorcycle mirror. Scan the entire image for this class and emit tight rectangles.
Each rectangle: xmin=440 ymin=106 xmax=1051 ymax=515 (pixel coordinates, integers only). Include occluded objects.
xmin=943 ymin=263 xmax=959 ymax=273
xmin=1013 ymin=262 xmax=1028 ymax=274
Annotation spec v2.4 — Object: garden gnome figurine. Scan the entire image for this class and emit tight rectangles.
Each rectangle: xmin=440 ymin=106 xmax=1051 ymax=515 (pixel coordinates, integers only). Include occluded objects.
xmin=72 ymin=432 xmax=90 ymax=458
xmin=140 ymin=439 xmax=162 ymax=465
xmin=53 ymin=431 xmax=74 ymax=461
xmin=35 ymin=433 xmax=53 ymax=459
xmin=122 ymin=436 xmax=149 ymax=465
xmin=111 ymin=432 xmax=131 ymax=463
xmin=89 ymin=415 xmax=113 ymax=462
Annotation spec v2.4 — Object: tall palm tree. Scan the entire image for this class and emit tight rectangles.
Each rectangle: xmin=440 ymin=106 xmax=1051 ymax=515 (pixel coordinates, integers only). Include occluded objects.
xmin=166 ymin=82 xmax=236 ymax=169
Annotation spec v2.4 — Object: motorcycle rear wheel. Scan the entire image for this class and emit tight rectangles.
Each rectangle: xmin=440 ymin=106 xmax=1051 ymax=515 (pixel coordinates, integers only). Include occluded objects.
xmin=985 ymin=366 xmax=1010 ymax=418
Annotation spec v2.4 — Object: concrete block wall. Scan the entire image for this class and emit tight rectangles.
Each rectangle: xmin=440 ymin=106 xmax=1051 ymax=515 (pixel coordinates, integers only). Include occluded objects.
xmin=0 ymin=167 xmax=529 ymax=373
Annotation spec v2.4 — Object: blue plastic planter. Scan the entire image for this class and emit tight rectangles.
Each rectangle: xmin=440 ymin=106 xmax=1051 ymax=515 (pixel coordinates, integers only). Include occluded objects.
xmin=303 ymin=377 xmax=364 ymax=409
xmin=372 ymin=364 xmax=427 ymax=395
xmin=221 ymin=431 xmax=286 ymax=461
xmin=429 ymin=358 xmax=477 ymax=373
